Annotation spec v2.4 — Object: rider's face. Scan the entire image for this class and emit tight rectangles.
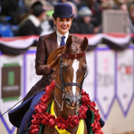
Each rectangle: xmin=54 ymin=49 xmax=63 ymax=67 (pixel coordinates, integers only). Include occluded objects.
xmin=53 ymin=17 xmax=73 ymax=35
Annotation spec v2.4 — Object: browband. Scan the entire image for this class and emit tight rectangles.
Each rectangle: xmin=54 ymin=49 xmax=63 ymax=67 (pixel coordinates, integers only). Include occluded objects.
xmin=61 ymin=52 xmax=85 ymax=59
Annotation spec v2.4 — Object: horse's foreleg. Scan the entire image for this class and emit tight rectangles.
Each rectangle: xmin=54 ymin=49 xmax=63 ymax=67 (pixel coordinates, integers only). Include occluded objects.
xmin=84 ymin=121 xmax=88 ymax=134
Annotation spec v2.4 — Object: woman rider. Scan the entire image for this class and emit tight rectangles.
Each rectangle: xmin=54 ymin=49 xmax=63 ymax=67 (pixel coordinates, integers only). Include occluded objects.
xmin=8 ymin=3 xmax=104 ymax=134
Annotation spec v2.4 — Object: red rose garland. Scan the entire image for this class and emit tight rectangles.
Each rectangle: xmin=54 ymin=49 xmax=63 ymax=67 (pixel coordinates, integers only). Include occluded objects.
xmin=29 ymin=81 xmax=104 ymax=134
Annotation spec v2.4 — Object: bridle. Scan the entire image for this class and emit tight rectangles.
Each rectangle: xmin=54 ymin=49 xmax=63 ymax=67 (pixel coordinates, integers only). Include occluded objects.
xmin=54 ymin=52 xmax=88 ymax=112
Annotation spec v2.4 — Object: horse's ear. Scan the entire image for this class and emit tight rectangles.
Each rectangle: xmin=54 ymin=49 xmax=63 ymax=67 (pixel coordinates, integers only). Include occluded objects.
xmin=80 ymin=37 xmax=88 ymax=52
xmin=65 ymin=36 xmax=72 ymax=50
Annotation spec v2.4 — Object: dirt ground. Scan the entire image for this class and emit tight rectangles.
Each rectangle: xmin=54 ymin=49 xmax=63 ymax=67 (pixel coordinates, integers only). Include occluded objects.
xmin=113 ymin=132 xmax=134 ymax=134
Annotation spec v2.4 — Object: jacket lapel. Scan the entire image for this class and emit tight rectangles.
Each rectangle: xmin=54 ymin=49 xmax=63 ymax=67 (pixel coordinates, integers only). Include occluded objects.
xmin=51 ymin=32 xmax=58 ymax=51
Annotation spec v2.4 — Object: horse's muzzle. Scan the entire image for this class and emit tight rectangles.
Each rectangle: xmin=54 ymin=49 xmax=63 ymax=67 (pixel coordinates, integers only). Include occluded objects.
xmin=65 ymin=94 xmax=81 ymax=108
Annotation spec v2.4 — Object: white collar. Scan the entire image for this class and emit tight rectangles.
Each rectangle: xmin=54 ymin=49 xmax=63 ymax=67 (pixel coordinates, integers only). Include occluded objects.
xmin=56 ymin=31 xmax=69 ymax=47
xmin=56 ymin=31 xmax=69 ymax=39
xmin=28 ymin=14 xmax=41 ymax=27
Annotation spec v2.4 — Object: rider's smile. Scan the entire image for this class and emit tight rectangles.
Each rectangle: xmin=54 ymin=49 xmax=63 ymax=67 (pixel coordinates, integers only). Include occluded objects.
xmin=53 ymin=17 xmax=73 ymax=35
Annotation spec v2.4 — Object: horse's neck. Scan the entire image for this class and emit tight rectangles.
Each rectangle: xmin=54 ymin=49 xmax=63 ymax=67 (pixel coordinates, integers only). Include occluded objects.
xmin=54 ymin=101 xmax=76 ymax=118
xmin=53 ymin=95 xmax=80 ymax=134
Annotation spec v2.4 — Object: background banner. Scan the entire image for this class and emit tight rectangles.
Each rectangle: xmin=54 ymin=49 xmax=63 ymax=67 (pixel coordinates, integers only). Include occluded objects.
xmin=0 ymin=34 xmax=134 ymax=134
xmin=0 ymin=54 xmax=23 ymax=133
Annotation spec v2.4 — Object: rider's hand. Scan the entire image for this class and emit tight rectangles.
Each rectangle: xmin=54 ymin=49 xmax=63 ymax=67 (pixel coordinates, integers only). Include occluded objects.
xmin=43 ymin=65 xmax=51 ymax=74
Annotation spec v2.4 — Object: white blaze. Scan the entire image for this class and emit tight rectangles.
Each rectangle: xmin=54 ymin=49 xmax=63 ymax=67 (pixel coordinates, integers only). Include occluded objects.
xmin=72 ymin=59 xmax=79 ymax=95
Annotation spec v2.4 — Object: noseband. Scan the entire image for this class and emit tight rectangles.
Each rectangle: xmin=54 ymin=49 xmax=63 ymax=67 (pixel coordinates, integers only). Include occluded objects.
xmin=54 ymin=52 xmax=88 ymax=111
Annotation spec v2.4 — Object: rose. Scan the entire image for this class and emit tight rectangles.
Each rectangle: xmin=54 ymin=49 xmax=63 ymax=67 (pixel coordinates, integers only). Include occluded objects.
xmin=41 ymin=113 xmax=49 ymax=125
xmin=40 ymin=95 xmax=48 ymax=103
xmin=81 ymin=90 xmax=91 ymax=106
xmin=31 ymin=114 xmax=39 ymax=125
xmin=79 ymin=105 xmax=88 ymax=119
xmin=81 ymin=90 xmax=90 ymax=99
xmin=56 ymin=117 xmax=68 ymax=129
xmin=45 ymin=86 xmax=51 ymax=95
xmin=94 ymin=110 xmax=100 ymax=121
xmin=45 ymin=81 xmax=55 ymax=96
xmin=31 ymin=117 xmax=40 ymax=125
xmin=48 ymin=114 xmax=56 ymax=127
xmin=67 ymin=115 xmax=79 ymax=128
xmin=81 ymin=95 xmax=90 ymax=106
xmin=29 ymin=124 xmax=39 ymax=134
xmin=89 ymin=101 xmax=96 ymax=111
xmin=91 ymin=121 xmax=101 ymax=132
xmin=31 ymin=113 xmax=43 ymax=125
xmin=35 ymin=102 xmax=48 ymax=113
xmin=50 ymin=80 xmax=55 ymax=89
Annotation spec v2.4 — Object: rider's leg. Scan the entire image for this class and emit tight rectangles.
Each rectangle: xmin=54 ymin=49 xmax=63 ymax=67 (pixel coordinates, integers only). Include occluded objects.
xmin=18 ymin=91 xmax=45 ymax=134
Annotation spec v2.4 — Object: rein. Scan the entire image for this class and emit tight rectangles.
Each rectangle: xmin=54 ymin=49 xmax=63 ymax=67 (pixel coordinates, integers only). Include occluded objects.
xmin=54 ymin=52 xmax=88 ymax=111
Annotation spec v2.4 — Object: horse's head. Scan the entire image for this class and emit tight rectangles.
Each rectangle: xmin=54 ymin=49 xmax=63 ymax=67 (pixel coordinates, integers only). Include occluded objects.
xmin=53 ymin=36 xmax=88 ymax=111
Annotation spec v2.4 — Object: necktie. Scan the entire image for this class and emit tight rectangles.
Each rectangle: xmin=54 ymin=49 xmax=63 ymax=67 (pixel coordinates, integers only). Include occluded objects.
xmin=60 ymin=36 xmax=65 ymax=47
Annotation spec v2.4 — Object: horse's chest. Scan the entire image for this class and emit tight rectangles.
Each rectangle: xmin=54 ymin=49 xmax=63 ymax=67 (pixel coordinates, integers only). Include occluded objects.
xmin=42 ymin=125 xmax=86 ymax=134
xmin=42 ymin=126 xmax=58 ymax=134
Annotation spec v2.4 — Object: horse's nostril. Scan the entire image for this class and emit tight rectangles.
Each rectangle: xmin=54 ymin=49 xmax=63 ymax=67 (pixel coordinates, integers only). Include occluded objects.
xmin=72 ymin=102 xmax=76 ymax=107
xmin=65 ymin=98 xmax=70 ymax=104
xmin=77 ymin=99 xmax=81 ymax=104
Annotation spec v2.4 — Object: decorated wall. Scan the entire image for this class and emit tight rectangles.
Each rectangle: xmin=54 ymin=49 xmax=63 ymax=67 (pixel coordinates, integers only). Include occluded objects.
xmin=0 ymin=34 xmax=134 ymax=134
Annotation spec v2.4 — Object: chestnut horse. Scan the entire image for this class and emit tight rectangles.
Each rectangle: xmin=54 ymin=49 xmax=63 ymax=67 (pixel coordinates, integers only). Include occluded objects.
xmin=41 ymin=36 xmax=88 ymax=134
